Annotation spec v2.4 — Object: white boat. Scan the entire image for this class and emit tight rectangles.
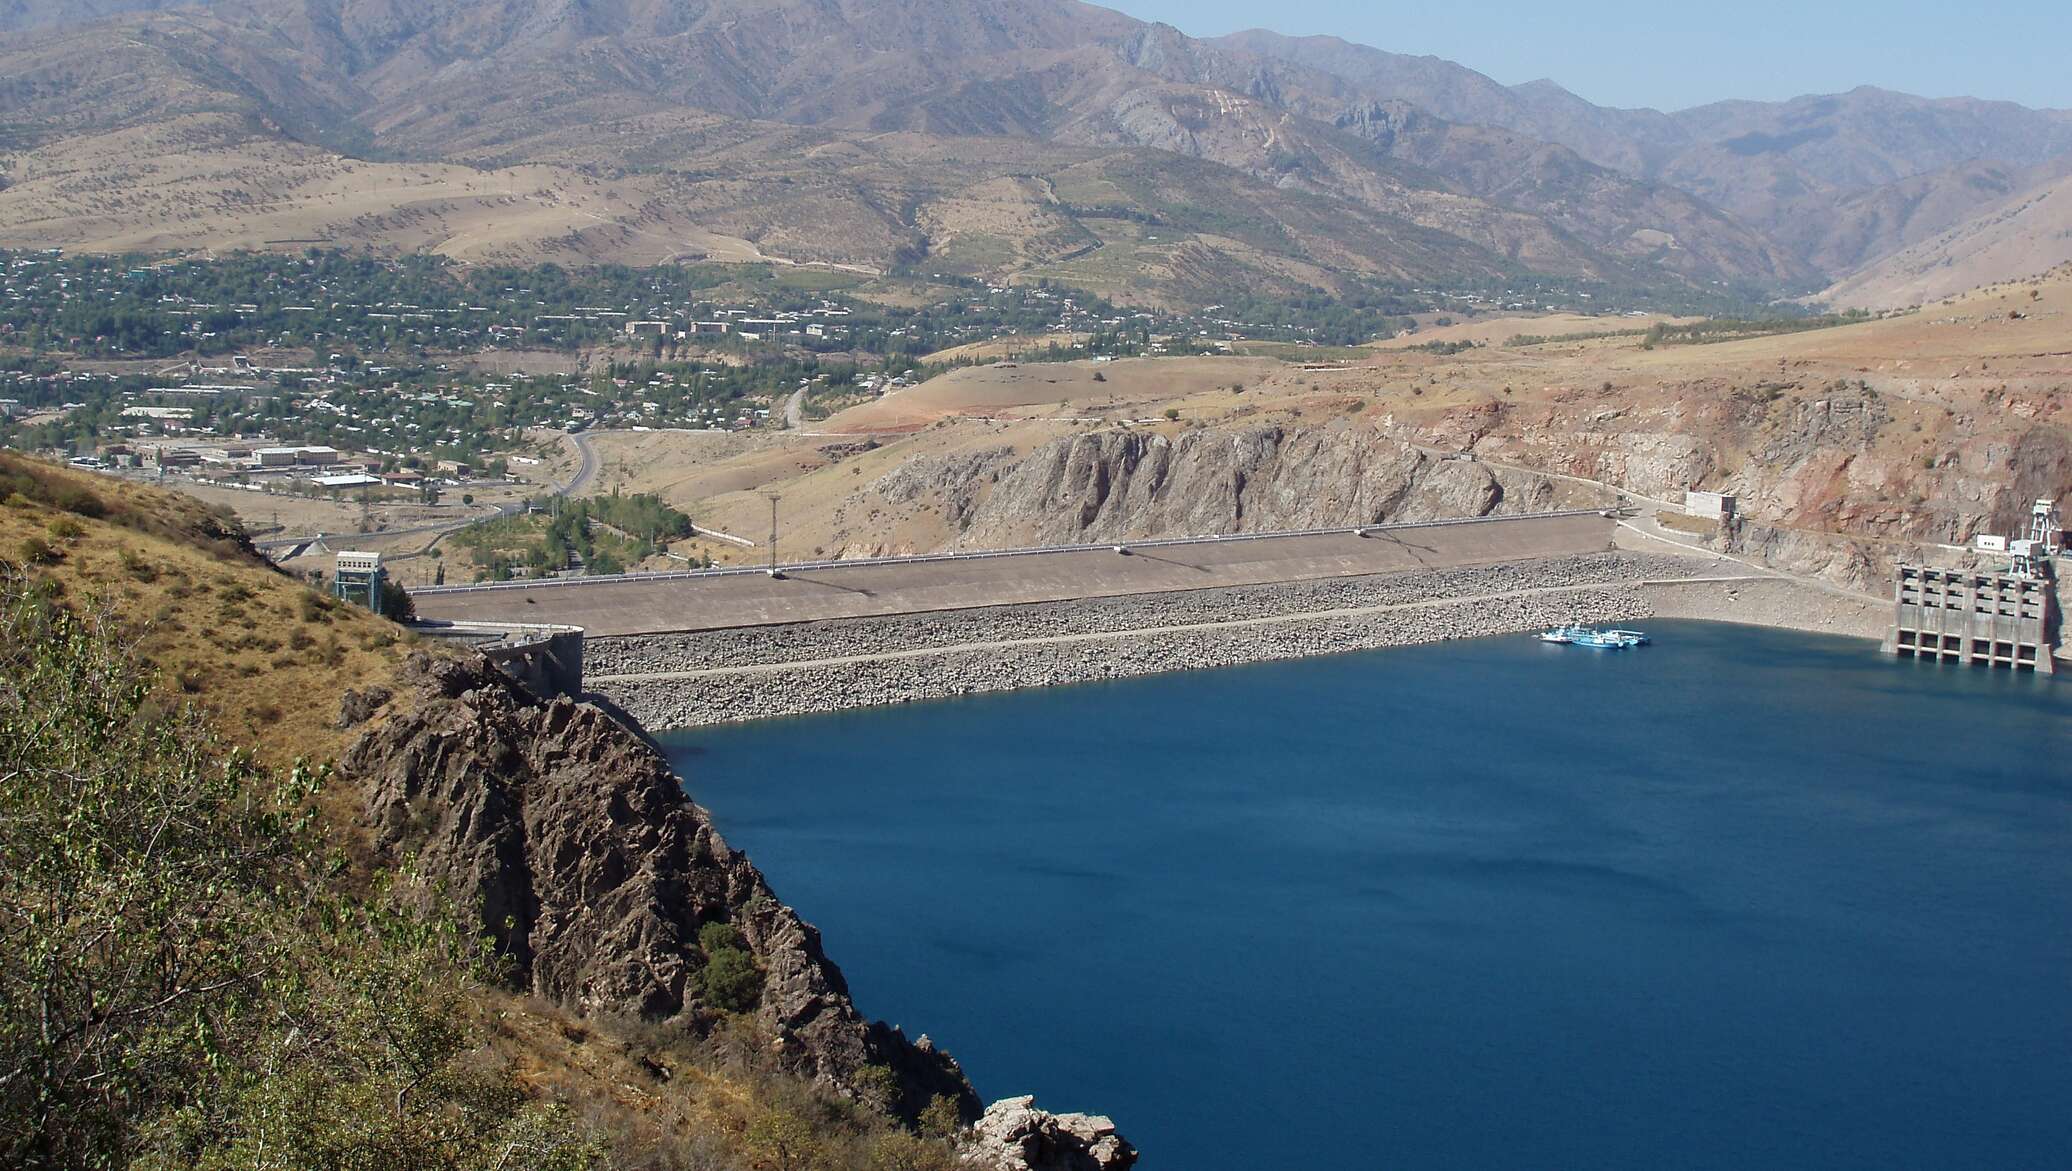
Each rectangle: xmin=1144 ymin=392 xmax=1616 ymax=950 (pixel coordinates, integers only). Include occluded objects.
xmin=1542 ymin=626 xmax=1650 ymax=650
xmin=1574 ymin=629 xmax=1648 ymax=650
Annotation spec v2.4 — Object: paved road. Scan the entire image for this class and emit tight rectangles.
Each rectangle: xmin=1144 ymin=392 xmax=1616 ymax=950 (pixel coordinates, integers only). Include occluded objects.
xmin=564 ymin=431 xmax=602 ymax=495
xmin=415 ymin=512 xmax=1617 ymax=636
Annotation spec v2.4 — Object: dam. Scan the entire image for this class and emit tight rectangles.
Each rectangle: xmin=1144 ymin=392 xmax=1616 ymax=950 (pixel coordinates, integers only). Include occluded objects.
xmin=412 ymin=511 xmax=1621 ymax=635
xmin=407 ymin=510 xmax=1893 ymax=730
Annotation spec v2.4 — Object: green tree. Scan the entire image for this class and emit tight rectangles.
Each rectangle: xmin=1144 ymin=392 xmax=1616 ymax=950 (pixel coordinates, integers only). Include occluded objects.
xmin=697 ymin=921 xmax=763 ymax=1013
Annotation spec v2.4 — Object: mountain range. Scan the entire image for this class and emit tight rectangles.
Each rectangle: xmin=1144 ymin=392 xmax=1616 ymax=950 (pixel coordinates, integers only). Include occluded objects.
xmin=1 ymin=0 xmax=2068 ymax=308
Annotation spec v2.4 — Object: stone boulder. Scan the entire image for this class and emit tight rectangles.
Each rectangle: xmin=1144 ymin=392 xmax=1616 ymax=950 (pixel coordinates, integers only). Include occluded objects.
xmin=962 ymin=1096 xmax=1137 ymax=1171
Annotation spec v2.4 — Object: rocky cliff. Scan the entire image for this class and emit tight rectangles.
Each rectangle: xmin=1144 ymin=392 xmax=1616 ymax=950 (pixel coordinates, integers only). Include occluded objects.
xmin=339 ymin=651 xmax=981 ymax=1124
xmin=1378 ymin=379 xmax=2072 ymax=593
xmin=953 ymin=423 xmax=1591 ymax=547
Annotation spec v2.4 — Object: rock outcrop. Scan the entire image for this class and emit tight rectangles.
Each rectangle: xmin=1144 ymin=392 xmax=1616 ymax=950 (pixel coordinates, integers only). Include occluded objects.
xmin=340 ymin=651 xmax=978 ymax=1123
xmin=1380 ymin=378 xmax=2072 ymax=594
xmin=963 ymin=1097 xmax=1137 ymax=1171
xmin=873 ymin=446 xmax=1015 ymax=530
xmin=955 ymin=424 xmax=1570 ymax=547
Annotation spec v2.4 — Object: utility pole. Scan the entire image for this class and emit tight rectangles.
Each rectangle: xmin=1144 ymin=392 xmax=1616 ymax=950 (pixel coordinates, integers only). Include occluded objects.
xmin=765 ymin=492 xmax=783 ymax=578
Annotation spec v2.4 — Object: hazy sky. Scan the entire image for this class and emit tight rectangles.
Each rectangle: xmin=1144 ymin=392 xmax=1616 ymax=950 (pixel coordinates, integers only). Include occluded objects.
xmin=1105 ymin=0 xmax=2072 ymax=112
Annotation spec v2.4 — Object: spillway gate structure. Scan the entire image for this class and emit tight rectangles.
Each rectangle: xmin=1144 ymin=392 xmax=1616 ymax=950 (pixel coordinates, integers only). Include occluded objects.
xmin=1883 ymin=565 xmax=2057 ymax=674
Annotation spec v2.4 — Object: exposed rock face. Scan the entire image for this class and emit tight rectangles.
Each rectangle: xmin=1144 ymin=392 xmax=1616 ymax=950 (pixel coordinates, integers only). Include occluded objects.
xmin=1380 ymin=380 xmax=2072 ymax=594
xmin=874 ymin=446 xmax=1015 ymax=530
xmin=334 ymin=685 xmax=392 ymax=730
xmin=964 ymin=1097 xmax=1137 ymax=1171
xmin=956 ymin=424 xmax=1568 ymax=547
xmin=341 ymin=652 xmax=978 ymax=1123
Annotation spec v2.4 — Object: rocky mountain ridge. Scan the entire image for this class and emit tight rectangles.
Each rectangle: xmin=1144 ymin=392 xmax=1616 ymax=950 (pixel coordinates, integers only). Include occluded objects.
xmin=6 ymin=0 xmax=2067 ymax=301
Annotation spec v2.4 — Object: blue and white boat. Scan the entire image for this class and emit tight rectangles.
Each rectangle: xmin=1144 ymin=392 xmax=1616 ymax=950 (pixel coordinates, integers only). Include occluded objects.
xmin=1539 ymin=626 xmax=1649 ymax=649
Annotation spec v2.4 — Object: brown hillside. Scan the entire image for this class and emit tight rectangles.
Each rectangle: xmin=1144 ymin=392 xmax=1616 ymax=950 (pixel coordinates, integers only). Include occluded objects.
xmin=1819 ymin=176 xmax=2072 ymax=310
xmin=0 ymin=0 xmax=1844 ymax=301
xmin=0 ymin=452 xmax=413 ymax=762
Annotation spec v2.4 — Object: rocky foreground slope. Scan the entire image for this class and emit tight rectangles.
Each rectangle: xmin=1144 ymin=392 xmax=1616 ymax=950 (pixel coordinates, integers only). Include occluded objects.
xmin=337 ymin=650 xmax=1137 ymax=1169
xmin=0 ymin=452 xmax=1136 ymax=1170
xmin=341 ymin=652 xmax=979 ymax=1122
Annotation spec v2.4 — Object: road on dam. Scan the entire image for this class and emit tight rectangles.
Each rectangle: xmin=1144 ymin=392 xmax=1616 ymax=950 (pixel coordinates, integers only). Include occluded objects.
xmin=413 ymin=511 xmax=1618 ymax=636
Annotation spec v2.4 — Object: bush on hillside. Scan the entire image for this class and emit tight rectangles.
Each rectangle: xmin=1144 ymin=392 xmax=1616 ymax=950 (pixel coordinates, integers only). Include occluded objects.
xmin=0 ymin=566 xmax=969 ymax=1170
xmin=0 ymin=573 xmax=601 ymax=1170
xmin=697 ymin=920 xmax=763 ymax=1014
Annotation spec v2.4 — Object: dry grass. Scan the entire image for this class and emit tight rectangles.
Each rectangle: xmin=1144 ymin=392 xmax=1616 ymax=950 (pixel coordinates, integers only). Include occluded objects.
xmin=556 ymin=264 xmax=2071 ymax=572
xmin=1655 ymin=512 xmax=1722 ymax=538
xmin=1365 ymin=312 xmax=1695 ymax=350
xmin=0 ymin=454 xmax=419 ymax=764
xmin=822 ymin=356 xmax=1280 ymax=432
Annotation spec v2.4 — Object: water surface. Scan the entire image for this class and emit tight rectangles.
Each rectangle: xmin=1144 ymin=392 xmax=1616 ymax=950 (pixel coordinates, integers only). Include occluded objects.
xmin=662 ymin=621 xmax=2070 ymax=1170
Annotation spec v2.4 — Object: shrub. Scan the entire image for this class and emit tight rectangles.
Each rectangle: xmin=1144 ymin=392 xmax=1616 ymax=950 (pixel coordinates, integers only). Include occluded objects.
xmin=378 ymin=578 xmax=415 ymax=622
xmin=697 ymin=921 xmax=763 ymax=1013
xmin=46 ymin=517 xmax=84 ymax=542
xmin=0 ymin=576 xmax=608 ymax=1170
xmin=744 ymin=1108 xmax=819 ymax=1171
xmin=700 ymin=948 xmax=762 ymax=1013
xmin=120 ymin=548 xmax=158 ymax=582
xmin=698 ymin=921 xmax=746 ymax=954
xmin=867 ymin=1130 xmax=962 ymax=1171
xmin=918 ymin=1095 xmax=966 ymax=1140
xmin=16 ymin=536 xmax=57 ymax=565
xmin=48 ymin=484 xmax=105 ymax=519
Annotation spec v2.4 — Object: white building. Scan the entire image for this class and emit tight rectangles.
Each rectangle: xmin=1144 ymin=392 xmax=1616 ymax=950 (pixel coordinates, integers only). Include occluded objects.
xmin=1685 ymin=490 xmax=1737 ymax=521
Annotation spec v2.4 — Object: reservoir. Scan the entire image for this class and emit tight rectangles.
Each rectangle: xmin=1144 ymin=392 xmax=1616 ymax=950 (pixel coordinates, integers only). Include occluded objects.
xmin=661 ymin=620 xmax=2070 ymax=1169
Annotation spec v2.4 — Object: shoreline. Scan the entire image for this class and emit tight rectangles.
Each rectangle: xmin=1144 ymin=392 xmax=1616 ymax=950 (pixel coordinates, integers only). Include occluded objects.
xmin=589 ymin=552 xmax=1890 ymax=731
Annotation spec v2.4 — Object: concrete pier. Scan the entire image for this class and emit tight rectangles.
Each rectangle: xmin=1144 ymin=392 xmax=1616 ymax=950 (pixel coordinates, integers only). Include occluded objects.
xmin=1883 ymin=565 xmax=2057 ymax=674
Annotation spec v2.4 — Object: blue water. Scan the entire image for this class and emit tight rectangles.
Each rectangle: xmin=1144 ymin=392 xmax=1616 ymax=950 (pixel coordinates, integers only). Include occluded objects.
xmin=661 ymin=621 xmax=2071 ymax=1170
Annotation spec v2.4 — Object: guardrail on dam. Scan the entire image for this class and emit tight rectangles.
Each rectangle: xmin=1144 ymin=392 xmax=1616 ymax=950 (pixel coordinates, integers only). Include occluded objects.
xmin=412 ymin=510 xmax=1620 ymax=638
